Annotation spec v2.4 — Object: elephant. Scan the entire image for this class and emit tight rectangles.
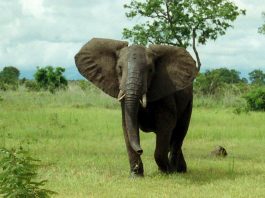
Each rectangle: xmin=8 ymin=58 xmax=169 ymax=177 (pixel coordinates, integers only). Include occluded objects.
xmin=75 ymin=38 xmax=198 ymax=177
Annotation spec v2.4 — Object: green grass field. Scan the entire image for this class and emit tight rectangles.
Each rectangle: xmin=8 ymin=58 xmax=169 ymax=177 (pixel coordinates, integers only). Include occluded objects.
xmin=0 ymin=85 xmax=265 ymax=198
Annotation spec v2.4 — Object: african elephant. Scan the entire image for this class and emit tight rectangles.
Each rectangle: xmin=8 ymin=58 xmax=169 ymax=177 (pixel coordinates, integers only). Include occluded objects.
xmin=75 ymin=38 xmax=197 ymax=177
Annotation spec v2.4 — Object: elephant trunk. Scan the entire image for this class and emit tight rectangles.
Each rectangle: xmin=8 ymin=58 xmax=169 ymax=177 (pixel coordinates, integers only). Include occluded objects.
xmin=124 ymin=70 xmax=143 ymax=155
xmin=125 ymin=95 xmax=143 ymax=155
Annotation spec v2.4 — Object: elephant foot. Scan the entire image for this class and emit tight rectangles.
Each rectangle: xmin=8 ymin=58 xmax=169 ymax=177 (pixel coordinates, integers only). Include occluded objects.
xmin=129 ymin=163 xmax=144 ymax=178
xmin=129 ymin=171 xmax=144 ymax=178
xmin=158 ymin=166 xmax=171 ymax=174
xmin=175 ymin=160 xmax=187 ymax=173
xmin=169 ymin=150 xmax=187 ymax=173
xmin=156 ymin=159 xmax=171 ymax=174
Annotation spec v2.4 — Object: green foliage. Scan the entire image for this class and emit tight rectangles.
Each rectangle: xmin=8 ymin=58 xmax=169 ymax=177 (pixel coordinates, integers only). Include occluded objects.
xmin=248 ymin=69 xmax=265 ymax=85
xmin=194 ymin=68 xmax=246 ymax=95
xmin=19 ymin=77 xmax=27 ymax=85
xmin=0 ymin=147 xmax=56 ymax=198
xmin=34 ymin=66 xmax=68 ymax=93
xmin=123 ymin=0 xmax=245 ymax=47
xmin=244 ymin=87 xmax=265 ymax=111
xmin=0 ymin=82 xmax=8 ymax=91
xmin=25 ymin=80 xmax=41 ymax=92
xmin=0 ymin=66 xmax=20 ymax=91
xmin=78 ymin=80 xmax=91 ymax=91
xmin=258 ymin=12 xmax=265 ymax=34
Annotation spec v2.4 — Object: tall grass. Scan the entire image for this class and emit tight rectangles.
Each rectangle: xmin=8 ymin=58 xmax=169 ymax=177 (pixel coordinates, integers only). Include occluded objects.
xmin=0 ymin=84 xmax=264 ymax=197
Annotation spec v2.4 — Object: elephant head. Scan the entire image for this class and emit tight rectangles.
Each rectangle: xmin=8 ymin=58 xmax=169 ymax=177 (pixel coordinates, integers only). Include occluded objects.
xmin=75 ymin=38 xmax=197 ymax=155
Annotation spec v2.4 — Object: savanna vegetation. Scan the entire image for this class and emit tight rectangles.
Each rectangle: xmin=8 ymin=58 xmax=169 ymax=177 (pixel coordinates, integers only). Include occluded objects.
xmin=1 ymin=0 xmax=265 ymax=197
xmin=0 ymin=70 xmax=265 ymax=197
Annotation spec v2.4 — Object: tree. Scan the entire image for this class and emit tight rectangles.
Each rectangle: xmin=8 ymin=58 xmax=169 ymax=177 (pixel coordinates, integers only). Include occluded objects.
xmin=123 ymin=0 xmax=245 ymax=71
xmin=212 ymin=68 xmax=242 ymax=84
xmin=34 ymin=66 xmax=68 ymax=93
xmin=244 ymin=87 xmax=265 ymax=111
xmin=0 ymin=66 xmax=20 ymax=90
xmin=194 ymin=68 xmax=245 ymax=95
xmin=249 ymin=69 xmax=265 ymax=85
xmin=0 ymin=66 xmax=20 ymax=84
xmin=258 ymin=12 xmax=265 ymax=34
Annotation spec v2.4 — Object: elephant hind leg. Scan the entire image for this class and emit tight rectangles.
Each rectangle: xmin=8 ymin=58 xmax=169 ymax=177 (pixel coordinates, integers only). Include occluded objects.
xmin=169 ymin=100 xmax=192 ymax=173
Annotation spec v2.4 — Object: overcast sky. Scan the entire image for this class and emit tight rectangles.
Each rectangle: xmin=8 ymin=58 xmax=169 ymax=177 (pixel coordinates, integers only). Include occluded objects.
xmin=0 ymin=0 xmax=265 ymax=77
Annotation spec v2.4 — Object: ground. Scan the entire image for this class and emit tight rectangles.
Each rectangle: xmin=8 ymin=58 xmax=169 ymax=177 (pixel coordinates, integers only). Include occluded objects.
xmin=0 ymin=86 xmax=264 ymax=197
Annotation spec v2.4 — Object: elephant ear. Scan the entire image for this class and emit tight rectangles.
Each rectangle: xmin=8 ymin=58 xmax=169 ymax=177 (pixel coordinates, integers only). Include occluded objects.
xmin=75 ymin=38 xmax=128 ymax=98
xmin=148 ymin=45 xmax=198 ymax=101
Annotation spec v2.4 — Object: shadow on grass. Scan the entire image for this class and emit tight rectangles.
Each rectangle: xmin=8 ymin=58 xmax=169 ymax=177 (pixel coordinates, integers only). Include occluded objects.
xmin=145 ymin=157 xmax=264 ymax=185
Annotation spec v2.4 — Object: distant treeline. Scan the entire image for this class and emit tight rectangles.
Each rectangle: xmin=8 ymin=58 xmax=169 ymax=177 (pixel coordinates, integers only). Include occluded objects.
xmin=1 ymin=65 xmax=265 ymax=111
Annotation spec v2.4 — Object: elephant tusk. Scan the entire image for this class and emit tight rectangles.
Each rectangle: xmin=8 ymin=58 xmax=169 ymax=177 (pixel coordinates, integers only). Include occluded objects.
xmin=117 ymin=90 xmax=126 ymax=101
xmin=140 ymin=94 xmax=147 ymax=108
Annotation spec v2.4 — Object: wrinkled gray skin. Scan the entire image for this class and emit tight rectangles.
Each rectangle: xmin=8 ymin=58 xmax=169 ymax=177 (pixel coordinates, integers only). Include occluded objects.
xmin=75 ymin=38 xmax=197 ymax=177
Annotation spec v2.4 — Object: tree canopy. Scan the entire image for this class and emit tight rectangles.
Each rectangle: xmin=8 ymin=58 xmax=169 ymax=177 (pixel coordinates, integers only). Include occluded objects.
xmin=123 ymin=0 xmax=245 ymax=71
xmin=194 ymin=68 xmax=245 ymax=95
xmin=0 ymin=66 xmax=20 ymax=90
xmin=34 ymin=66 xmax=68 ymax=93
xmin=0 ymin=66 xmax=20 ymax=84
xmin=249 ymin=69 xmax=265 ymax=85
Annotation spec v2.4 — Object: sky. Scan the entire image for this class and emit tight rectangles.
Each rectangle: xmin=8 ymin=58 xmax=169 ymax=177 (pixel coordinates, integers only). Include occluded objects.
xmin=0 ymin=0 xmax=265 ymax=79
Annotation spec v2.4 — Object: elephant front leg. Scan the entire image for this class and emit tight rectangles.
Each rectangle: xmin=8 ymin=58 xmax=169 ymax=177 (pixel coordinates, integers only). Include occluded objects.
xmin=121 ymin=104 xmax=144 ymax=177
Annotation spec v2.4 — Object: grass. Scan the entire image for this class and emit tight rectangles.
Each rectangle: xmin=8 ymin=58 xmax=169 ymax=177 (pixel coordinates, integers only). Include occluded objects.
xmin=0 ymin=85 xmax=265 ymax=197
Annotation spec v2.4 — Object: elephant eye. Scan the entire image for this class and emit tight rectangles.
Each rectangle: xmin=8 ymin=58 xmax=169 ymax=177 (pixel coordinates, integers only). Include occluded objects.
xmin=117 ymin=65 xmax=122 ymax=75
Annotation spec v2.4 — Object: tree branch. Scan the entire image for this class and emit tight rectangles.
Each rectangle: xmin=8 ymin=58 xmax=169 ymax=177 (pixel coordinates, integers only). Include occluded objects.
xmin=192 ymin=28 xmax=201 ymax=72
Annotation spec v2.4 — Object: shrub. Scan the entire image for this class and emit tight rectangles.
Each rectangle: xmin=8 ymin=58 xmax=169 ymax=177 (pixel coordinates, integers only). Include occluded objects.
xmin=0 ymin=81 xmax=8 ymax=91
xmin=194 ymin=68 xmax=247 ymax=96
xmin=78 ymin=80 xmax=94 ymax=91
xmin=0 ymin=81 xmax=18 ymax=91
xmin=0 ymin=66 xmax=20 ymax=91
xmin=34 ymin=66 xmax=68 ymax=93
xmin=244 ymin=87 xmax=265 ymax=111
xmin=0 ymin=147 xmax=57 ymax=198
xmin=25 ymin=80 xmax=41 ymax=92
xmin=19 ymin=77 xmax=27 ymax=85
xmin=249 ymin=69 xmax=265 ymax=85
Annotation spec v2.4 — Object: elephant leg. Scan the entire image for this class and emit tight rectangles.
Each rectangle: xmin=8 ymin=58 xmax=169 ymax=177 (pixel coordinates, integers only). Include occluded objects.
xmin=121 ymin=103 xmax=144 ymax=177
xmin=154 ymin=130 xmax=172 ymax=173
xmin=169 ymin=101 xmax=192 ymax=173
xmin=154 ymin=101 xmax=177 ymax=173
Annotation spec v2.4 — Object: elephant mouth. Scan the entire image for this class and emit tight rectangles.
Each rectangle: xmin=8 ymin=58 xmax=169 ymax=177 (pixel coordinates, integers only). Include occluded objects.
xmin=118 ymin=90 xmax=147 ymax=108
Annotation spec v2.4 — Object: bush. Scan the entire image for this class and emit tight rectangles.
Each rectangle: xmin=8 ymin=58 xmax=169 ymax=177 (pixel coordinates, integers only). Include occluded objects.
xmin=194 ymin=68 xmax=247 ymax=96
xmin=0 ymin=147 xmax=57 ymax=197
xmin=78 ymin=80 xmax=94 ymax=91
xmin=244 ymin=87 xmax=265 ymax=111
xmin=34 ymin=66 xmax=68 ymax=93
xmin=0 ymin=66 xmax=20 ymax=91
xmin=0 ymin=81 xmax=18 ymax=91
xmin=19 ymin=77 xmax=27 ymax=85
xmin=25 ymin=80 xmax=41 ymax=92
